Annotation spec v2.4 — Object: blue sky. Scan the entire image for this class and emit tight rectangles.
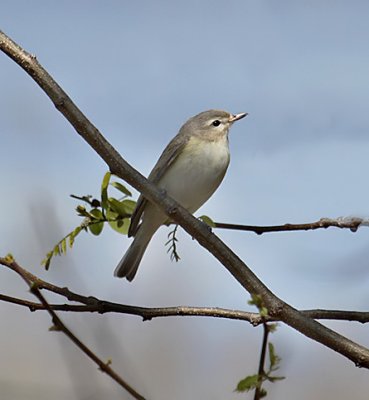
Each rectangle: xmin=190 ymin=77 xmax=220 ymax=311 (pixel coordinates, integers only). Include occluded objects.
xmin=1 ymin=2 xmax=369 ymax=399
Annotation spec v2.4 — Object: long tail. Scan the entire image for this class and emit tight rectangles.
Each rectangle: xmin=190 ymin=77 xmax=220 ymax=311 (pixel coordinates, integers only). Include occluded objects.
xmin=114 ymin=225 xmax=153 ymax=281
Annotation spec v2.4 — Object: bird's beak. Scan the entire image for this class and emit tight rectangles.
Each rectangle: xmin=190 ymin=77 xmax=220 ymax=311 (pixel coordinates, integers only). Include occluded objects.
xmin=229 ymin=112 xmax=248 ymax=123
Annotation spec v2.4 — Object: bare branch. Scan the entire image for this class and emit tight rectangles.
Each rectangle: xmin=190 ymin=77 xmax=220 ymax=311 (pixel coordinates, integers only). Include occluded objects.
xmin=214 ymin=216 xmax=365 ymax=234
xmin=1 ymin=30 xmax=369 ymax=368
xmin=1 ymin=260 xmax=369 ymax=325
xmin=1 ymin=258 xmax=145 ymax=400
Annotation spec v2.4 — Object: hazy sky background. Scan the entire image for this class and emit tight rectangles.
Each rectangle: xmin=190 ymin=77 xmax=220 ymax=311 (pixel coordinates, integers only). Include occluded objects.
xmin=1 ymin=1 xmax=369 ymax=399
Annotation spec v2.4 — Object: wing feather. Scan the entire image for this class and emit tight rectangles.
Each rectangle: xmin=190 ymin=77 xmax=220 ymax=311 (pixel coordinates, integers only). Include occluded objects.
xmin=128 ymin=133 xmax=189 ymax=237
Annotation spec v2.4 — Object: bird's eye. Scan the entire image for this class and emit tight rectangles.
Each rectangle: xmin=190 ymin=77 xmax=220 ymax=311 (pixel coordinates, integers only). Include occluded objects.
xmin=212 ymin=120 xmax=221 ymax=127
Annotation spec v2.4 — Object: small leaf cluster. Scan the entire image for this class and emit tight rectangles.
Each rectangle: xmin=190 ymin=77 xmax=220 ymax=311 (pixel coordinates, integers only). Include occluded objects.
xmin=235 ymin=295 xmax=285 ymax=398
xmin=248 ymin=294 xmax=269 ymax=318
xmin=42 ymin=226 xmax=84 ymax=270
xmin=235 ymin=341 xmax=284 ymax=396
xmin=42 ymin=172 xmax=134 ymax=269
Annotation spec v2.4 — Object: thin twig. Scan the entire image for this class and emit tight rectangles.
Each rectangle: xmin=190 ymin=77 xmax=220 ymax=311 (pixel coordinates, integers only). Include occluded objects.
xmin=254 ymin=323 xmax=270 ymax=400
xmin=214 ymin=217 xmax=365 ymax=234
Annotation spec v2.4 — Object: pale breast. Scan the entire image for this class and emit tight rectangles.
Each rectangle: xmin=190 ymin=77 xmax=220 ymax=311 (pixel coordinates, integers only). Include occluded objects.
xmin=158 ymin=135 xmax=230 ymax=212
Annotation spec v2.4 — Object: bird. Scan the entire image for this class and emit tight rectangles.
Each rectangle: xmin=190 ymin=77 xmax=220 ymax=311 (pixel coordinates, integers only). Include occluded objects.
xmin=114 ymin=109 xmax=247 ymax=281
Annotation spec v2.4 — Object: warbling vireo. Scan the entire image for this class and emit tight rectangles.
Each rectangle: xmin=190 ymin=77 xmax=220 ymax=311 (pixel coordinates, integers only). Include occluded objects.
xmin=114 ymin=109 xmax=247 ymax=280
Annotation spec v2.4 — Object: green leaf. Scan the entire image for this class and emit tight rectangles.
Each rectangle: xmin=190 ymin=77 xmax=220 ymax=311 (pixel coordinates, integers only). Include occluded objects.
xmin=69 ymin=226 xmax=82 ymax=247
xmin=88 ymin=221 xmax=104 ymax=236
xmin=248 ymin=294 xmax=269 ymax=316
xmin=248 ymin=294 xmax=262 ymax=307
xmin=42 ymin=251 xmax=53 ymax=270
xmin=108 ymin=198 xmax=136 ymax=218
xmin=235 ymin=374 xmax=259 ymax=393
xmin=88 ymin=208 xmax=104 ymax=235
xmin=106 ymin=208 xmax=118 ymax=220
xmin=265 ymin=342 xmax=285 ymax=381
xmin=121 ymin=199 xmax=136 ymax=215
xmin=268 ymin=342 xmax=283 ymax=371
xmin=260 ymin=306 xmax=269 ymax=318
xmin=109 ymin=218 xmax=130 ymax=234
xmin=108 ymin=198 xmax=129 ymax=217
xmin=53 ymin=245 xmax=61 ymax=256
xmin=111 ymin=181 xmax=132 ymax=197
xmin=90 ymin=208 xmax=104 ymax=220
xmin=61 ymin=238 xmax=67 ymax=254
xmin=101 ymin=171 xmax=111 ymax=209
xmin=89 ymin=224 xmax=103 ymax=236
xmin=268 ymin=342 xmax=277 ymax=367
xmin=76 ymin=205 xmax=91 ymax=217
xmin=199 ymin=214 xmax=216 ymax=228
xmin=106 ymin=208 xmax=130 ymax=234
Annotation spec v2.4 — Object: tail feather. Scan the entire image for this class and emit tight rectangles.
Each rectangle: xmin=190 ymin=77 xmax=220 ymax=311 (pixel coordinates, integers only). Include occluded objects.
xmin=115 ymin=205 xmax=163 ymax=281
xmin=114 ymin=239 xmax=149 ymax=281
